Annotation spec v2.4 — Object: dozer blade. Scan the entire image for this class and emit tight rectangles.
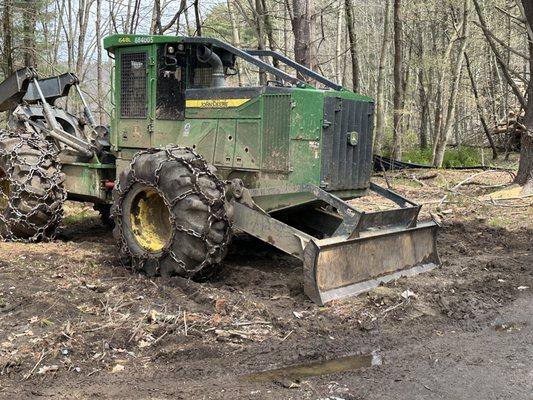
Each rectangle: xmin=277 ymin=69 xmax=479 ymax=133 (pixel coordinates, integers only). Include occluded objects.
xmin=303 ymin=221 xmax=440 ymax=306
xmin=232 ymin=183 xmax=440 ymax=305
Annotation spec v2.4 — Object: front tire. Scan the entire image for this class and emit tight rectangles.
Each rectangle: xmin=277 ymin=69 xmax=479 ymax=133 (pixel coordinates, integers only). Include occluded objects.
xmin=112 ymin=146 xmax=231 ymax=278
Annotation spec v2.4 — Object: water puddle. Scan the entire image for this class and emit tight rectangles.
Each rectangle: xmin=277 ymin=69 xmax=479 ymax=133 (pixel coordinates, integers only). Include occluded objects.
xmin=493 ymin=321 xmax=527 ymax=333
xmin=242 ymin=351 xmax=382 ymax=383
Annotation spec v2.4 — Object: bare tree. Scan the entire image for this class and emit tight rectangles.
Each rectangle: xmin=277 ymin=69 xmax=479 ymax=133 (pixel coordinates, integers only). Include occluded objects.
xmin=161 ymin=0 xmax=187 ymax=34
xmin=150 ymin=0 xmax=162 ymax=34
xmin=373 ymin=0 xmax=391 ymax=154
xmin=433 ymin=0 xmax=470 ymax=167
xmin=334 ymin=0 xmax=343 ymax=83
xmin=194 ymin=0 xmax=202 ymax=35
xmin=227 ymin=0 xmax=243 ymax=86
xmin=2 ymin=0 xmax=14 ymax=75
xmin=516 ymin=0 xmax=533 ymax=192
xmin=76 ymin=0 xmax=95 ymax=77
xmin=473 ymin=0 xmax=526 ymax=109
xmin=261 ymin=0 xmax=279 ymax=69
xmin=344 ymin=0 xmax=359 ymax=91
xmin=391 ymin=0 xmax=403 ymax=159
xmin=23 ymin=0 xmax=37 ymax=67
xmin=96 ymin=0 xmax=103 ymax=124
xmin=465 ymin=51 xmax=498 ymax=159
xmin=417 ymin=28 xmax=429 ymax=150
xmin=291 ymin=0 xmax=311 ymax=74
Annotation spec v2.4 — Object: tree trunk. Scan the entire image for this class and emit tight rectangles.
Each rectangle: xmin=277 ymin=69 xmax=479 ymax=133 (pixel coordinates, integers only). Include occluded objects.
xmin=473 ymin=0 xmax=526 ymax=109
xmin=23 ymin=0 xmax=37 ymax=67
xmin=129 ymin=0 xmax=142 ymax=34
xmin=334 ymin=0 xmax=343 ymax=83
xmin=344 ymin=0 xmax=359 ymax=92
xmin=193 ymin=0 xmax=202 ymax=36
xmin=515 ymin=0 xmax=533 ymax=192
xmin=96 ymin=0 xmax=103 ymax=124
xmin=150 ymin=0 xmax=162 ymax=34
xmin=464 ymin=52 xmax=498 ymax=160
xmin=433 ymin=0 xmax=470 ymax=167
xmin=227 ymin=0 xmax=243 ymax=86
xmin=372 ymin=0 xmax=391 ymax=154
xmin=254 ymin=0 xmax=268 ymax=84
xmin=76 ymin=0 xmax=93 ymax=78
xmin=261 ymin=0 xmax=280 ymax=69
xmin=2 ymin=0 xmax=14 ymax=75
xmin=400 ymin=41 xmax=413 ymax=135
xmin=291 ymin=0 xmax=311 ymax=77
xmin=391 ymin=0 xmax=403 ymax=160
xmin=184 ymin=5 xmax=192 ymax=35
xmin=418 ymin=66 xmax=429 ymax=150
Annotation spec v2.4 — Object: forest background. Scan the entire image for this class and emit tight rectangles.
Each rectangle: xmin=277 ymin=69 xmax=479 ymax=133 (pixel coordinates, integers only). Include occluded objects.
xmin=1 ymin=0 xmax=532 ymax=189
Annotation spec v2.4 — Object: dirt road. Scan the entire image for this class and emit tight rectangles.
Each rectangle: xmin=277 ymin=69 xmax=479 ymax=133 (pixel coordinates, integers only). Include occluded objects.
xmin=0 ymin=170 xmax=531 ymax=399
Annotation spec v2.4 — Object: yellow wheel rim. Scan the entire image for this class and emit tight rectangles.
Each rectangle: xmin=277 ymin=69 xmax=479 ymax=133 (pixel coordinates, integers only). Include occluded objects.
xmin=0 ymin=168 xmax=8 ymax=211
xmin=130 ymin=189 xmax=172 ymax=252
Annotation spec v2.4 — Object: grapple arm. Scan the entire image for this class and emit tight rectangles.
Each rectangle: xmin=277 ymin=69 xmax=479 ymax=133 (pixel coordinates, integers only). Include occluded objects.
xmin=0 ymin=68 xmax=37 ymax=112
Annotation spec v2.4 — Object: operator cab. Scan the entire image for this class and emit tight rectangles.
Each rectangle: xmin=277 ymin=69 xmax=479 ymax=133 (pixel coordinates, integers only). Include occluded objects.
xmin=105 ymin=35 xmax=324 ymax=126
xmin=154 ymin=42 xmax=237 ymax=121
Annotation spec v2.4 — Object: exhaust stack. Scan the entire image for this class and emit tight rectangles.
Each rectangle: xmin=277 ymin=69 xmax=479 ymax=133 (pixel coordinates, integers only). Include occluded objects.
xmin=197 ymin=45 xmax=225 ymax=88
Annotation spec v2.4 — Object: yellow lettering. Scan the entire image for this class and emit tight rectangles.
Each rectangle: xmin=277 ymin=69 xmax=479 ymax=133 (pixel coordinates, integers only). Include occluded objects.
xmin=185 ymin=99 xmax=250 ymax=108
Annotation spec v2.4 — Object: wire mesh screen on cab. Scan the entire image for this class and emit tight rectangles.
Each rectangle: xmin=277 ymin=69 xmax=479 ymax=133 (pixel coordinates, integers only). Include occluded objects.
xmin=120 ymin=52 xmax=147 ymax=118
xmin=191 ymin=67 xmax=214 ymax=88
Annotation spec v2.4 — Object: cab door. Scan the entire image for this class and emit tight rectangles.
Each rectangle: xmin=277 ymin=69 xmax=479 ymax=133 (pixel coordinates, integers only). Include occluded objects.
xmin=116 ymin=46 xmax=154 ymax=149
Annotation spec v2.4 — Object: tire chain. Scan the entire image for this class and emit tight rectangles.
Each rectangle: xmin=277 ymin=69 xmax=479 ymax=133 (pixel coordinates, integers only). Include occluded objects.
xmin=0 ymin=129 xmax=67 ymax=242
xmin=112 ymin=145 xmax=232 ymax=277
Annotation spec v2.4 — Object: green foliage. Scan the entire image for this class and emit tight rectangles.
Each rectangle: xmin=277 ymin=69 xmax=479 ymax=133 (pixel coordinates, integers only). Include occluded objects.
xmin=401 ymin=147 xmax=483 ymax=168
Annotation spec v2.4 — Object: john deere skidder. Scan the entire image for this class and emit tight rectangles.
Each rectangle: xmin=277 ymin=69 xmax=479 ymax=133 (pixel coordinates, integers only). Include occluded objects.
xmin=0 ymin=35 xmax=439 ymax=305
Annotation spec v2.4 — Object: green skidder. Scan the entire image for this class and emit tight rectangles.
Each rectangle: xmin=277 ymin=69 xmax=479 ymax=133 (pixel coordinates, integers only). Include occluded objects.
xmin=0 ymin=35 xmax=439 ymax=305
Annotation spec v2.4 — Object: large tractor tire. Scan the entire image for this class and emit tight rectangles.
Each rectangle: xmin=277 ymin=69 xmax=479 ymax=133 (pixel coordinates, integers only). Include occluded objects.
xmin=112 ymin=146 xmax=232 ymax=279
xmin=0 ymin=130 xmax=66 ymax=241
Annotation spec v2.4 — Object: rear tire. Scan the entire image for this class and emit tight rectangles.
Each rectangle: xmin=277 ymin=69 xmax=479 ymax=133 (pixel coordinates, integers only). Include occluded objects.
xmin=112 ymin=146 xmax=231 ymax=278
xmin=0 ymin=130 xmax=66 ymax=241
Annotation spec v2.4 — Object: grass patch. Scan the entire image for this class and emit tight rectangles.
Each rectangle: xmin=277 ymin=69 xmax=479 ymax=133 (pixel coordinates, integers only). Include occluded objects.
xmin=63 ymin=208 xmax=96 ymax=224
xmin=401 ymin=147 xmax=483 ymax=168
xmin=488 ymin=216 xmax=511 ymax=228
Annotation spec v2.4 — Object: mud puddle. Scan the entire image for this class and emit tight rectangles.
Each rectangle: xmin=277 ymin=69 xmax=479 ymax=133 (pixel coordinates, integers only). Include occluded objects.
xmin=242 ymin=352 xmax=382 ymax=383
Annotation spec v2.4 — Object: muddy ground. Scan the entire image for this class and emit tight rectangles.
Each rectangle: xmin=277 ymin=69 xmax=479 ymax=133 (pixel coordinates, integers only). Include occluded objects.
xmin=0 ymin=169 xmax=532 ymax=399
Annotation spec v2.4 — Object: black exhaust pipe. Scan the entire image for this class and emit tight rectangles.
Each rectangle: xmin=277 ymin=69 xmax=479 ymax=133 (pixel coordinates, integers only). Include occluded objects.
xmin=197 ymin=46 xmax=225 ymax=88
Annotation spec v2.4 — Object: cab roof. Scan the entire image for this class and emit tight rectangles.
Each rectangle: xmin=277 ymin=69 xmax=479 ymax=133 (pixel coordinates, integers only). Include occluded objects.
xmin=102 ymin=34 xmax=369 ymax=96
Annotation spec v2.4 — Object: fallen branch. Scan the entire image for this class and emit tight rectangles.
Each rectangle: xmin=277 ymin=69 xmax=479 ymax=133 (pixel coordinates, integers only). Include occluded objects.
xmin=381 ymin=300 xmax=407 ymax=315
xmin=418 ymin=172 xmax=439 ymax=180
xmin=24 ymin=350 xmax=46 ymax=380
xmin=233 ymin=320 xmax=272 ymax=327
xmin=408 ymin=174 xmax=426 ymax=187
xmin=280 ymin=330 xmax=293 ymax=342
xmin=484 ymin=201 xmax=533 ymax=208
xmin=450 ymin=169 xmax=514 ymax=193
xmin=152 ymin=330 xmax=169 ymax=345
xmin=451 ymin=170 xmax=493 ymax=192
xmin=491 ymin=193 xmax=533 ymax=201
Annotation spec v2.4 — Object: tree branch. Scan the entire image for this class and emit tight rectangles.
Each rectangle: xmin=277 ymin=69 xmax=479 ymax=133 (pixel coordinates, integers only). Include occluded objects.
xmin=472 ymin=20 xmax=529 ymax=60
xmin=494 ymin=5 xmax=525 ymax=24
xmin=473 ymin=0 xmax=527 ymax=109
xmin=161 ymin=0 xmax=187 ymax=33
